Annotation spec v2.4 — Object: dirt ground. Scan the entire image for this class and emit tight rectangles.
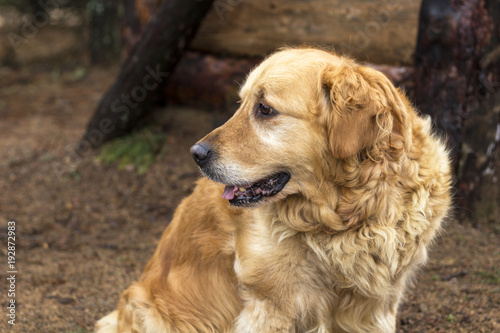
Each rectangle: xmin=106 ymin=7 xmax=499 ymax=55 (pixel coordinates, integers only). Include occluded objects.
xmin=0 ymin=61 xmax=499 ymax=333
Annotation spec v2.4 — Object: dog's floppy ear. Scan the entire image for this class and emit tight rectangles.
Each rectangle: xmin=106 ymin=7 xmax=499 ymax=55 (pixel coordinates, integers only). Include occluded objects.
xmin=321 ymin=60 xmax=410 ymax=159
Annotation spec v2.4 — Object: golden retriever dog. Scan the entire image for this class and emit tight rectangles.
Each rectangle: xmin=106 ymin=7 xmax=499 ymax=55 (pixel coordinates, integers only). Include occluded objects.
xmin=95 ymin=48 xmax=452 ymax=333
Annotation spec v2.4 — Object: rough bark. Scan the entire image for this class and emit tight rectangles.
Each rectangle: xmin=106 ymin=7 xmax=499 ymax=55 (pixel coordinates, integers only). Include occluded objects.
xmin=462 ymin=91 xmax=500 ymax=225
xmin=121 ymin=0 xmax=157 ymax=57
xmin=80 ymin=0 xmax=214 ymax=149
xmin=414 ymin=0 xmax=500 ymax=220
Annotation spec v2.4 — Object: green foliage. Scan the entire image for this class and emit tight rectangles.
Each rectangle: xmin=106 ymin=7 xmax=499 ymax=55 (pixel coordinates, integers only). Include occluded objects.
xmin=96 ymin=129 xmax=166 ymax=174
xmin=65 ymin=327 xmax=86 ymax=333
xmin=65 ymin=170 xmax=82 ymax=181
xmin=447 ymin=314 xmax=456 ymax=324
xmin=475 ymin=268 xmax=500 ymax=284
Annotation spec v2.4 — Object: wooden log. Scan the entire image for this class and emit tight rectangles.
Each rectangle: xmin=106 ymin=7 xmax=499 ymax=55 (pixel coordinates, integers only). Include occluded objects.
xmin=125 ymin=0 xmax=421 ymax=65
xmin=192 ymin=0 xmax=420 ymax=65
xmin=165 ymin=51 xmax=261 ymax=113
xmin=80 ymin=0 xmax=214 ymax=149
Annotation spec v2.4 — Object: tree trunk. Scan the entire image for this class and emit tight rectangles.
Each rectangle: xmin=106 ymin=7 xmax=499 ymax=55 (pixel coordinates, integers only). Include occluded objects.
xmin=414 ymin=0 xmax=500 ymax=221
xmin=80 ymin=0 xmax=214 ymax=150
xmin=89 ymin=0 xmax=122 ymax=65
xmin=121 ymin=0 xmax=158 ymax=57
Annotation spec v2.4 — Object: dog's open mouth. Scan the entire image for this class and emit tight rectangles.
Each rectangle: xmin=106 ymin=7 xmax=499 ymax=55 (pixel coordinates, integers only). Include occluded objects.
xmin=221 ymin=172 xmax=290 ymax=206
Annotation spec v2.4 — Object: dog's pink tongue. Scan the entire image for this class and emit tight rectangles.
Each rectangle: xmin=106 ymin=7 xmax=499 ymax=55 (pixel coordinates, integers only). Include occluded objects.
xmin=222 ymin=185 xmax=238 ymax=200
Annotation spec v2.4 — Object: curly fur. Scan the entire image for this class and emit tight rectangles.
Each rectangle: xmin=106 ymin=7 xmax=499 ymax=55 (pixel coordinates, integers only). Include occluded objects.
xmin=95 ymin=48 xmax=452 ymax=333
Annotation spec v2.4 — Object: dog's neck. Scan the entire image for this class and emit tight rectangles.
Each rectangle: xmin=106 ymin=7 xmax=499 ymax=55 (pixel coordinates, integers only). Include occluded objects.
xmin=266 ymin=152 xmax=403 ymax=235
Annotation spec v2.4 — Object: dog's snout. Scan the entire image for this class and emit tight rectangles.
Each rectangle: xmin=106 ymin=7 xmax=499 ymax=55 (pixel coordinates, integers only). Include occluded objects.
xmin=190 ymin=142 xmax=211 ymax=167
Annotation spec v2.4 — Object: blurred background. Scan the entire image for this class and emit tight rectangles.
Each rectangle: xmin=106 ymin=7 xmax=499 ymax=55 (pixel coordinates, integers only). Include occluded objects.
xmin=0 ymin=0 xmax=499 ymax=332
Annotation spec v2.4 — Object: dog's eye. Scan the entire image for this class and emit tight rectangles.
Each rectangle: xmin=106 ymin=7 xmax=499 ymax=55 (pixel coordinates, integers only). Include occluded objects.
xmin=259 ymin=103 xmax=274 ymax=116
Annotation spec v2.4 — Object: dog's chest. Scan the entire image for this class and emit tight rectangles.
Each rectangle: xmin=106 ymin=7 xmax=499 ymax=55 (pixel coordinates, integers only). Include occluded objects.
xmin=234 ymin=213 xmax=337 ymax=317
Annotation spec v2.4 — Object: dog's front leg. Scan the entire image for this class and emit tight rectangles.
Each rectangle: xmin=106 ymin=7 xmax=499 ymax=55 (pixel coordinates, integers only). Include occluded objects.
xmin=232 ymin=213 xmax=307 ymax=333
xmin=232 ymin=294 xmax=295 ymax=333
xmin=231 ymin=253 xmax=299 ymax=333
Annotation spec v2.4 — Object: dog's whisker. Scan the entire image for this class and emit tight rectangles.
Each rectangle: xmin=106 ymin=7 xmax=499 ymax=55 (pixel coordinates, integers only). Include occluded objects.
xmin=244 ymin=178 xmax=257 ymax=196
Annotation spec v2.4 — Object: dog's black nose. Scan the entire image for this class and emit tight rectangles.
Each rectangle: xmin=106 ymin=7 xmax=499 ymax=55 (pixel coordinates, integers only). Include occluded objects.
xmin=190 ymin=142 xmax=211 ymax=167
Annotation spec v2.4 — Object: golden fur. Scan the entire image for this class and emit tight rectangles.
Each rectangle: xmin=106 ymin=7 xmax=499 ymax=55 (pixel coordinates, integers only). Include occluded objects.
xmin=95 ymin=48 xmax=452 ymax=333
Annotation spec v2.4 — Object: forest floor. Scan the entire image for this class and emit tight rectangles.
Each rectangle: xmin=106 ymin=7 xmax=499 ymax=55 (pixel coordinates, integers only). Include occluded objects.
xmin=0 ymin=62 xmax=499 ymax=333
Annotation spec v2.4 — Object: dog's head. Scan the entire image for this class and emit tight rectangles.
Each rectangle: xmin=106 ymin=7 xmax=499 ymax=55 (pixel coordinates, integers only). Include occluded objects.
xmin=191 ymin=48 xmax=410 ymax=207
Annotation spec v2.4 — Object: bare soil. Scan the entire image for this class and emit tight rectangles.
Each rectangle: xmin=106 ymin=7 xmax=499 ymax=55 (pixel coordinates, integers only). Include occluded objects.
xmin=0 ymin=65 xmax=499 ymax=333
